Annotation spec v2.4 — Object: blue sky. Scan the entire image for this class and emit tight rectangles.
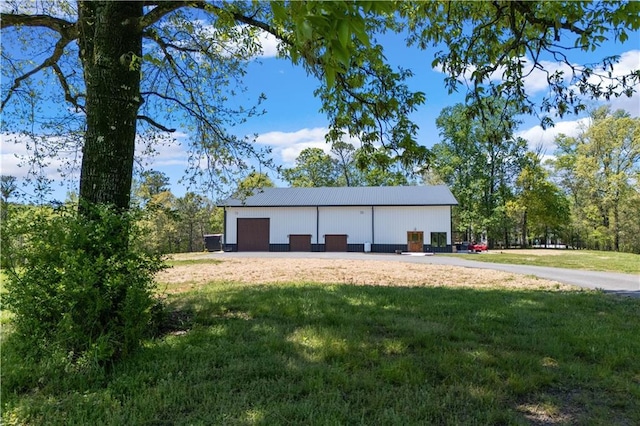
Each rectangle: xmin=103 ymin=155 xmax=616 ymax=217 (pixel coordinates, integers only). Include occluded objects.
xmin=1 ymin=17 xmax=639 ymax=202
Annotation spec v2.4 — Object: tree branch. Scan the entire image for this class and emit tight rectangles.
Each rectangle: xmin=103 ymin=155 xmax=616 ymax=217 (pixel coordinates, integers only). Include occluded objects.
xmin=512 ymin=1 xmax=587 ymax=36
xmin=138 ymin=1 xmax=188 ymax=29
xmin=137 ymin=115 xmax=176 ymax=132
xmin=52 ymin=64 xmax=85 ymax=113
xmin=138 ymin=1 xmax=294 ymax=47
xmin=142 ymin=29 xmax=200 ymax=54
xmin=0 ymin=13 xmax=76 ymax=37
xmin=1 ymin=34 xmax=74 ymax=111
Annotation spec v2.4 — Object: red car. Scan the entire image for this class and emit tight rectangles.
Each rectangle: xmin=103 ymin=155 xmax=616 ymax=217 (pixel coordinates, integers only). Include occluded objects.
xmin=469 ymin=242 xmax=487 ymax=252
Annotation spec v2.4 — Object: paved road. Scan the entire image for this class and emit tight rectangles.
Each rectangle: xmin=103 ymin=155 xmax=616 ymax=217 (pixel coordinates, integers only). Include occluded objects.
xmin=208 ymin=251 xmax=640 ymax=298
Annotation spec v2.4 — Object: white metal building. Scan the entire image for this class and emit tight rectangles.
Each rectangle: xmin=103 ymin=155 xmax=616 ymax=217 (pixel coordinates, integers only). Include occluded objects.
xmin=220 ymin=186 xmax=458 ymax=253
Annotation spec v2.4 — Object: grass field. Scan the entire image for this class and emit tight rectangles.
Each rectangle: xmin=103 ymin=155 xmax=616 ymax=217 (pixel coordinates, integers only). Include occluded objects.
xmin=453 ymin=249 xmax=640 ymax=274
xmin=3 ymin=276 xmax=639 ymax=425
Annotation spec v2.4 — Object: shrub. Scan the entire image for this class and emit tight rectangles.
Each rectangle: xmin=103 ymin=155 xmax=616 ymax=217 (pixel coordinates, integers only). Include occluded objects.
xmin=2 ymin=203 xmax=166 ymax=366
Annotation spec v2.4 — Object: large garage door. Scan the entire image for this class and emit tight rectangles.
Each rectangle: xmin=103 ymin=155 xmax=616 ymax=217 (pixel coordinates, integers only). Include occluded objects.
xmin=325 ymin=234 xmax=347 ymax=252
xmin=237 ymin=218 xmax=270 ymax=251
xmin=289 ymin=234 xmax=311 ymax=251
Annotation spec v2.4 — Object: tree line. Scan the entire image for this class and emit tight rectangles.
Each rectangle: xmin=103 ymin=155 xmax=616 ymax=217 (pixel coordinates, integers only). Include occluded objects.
xmin=3 ymin=101 xmax=638 ymax=260
xmin=277 ymin=104 xmax=640 ymax=254
xmin=430 ymin=104 xmax=639 ymax=253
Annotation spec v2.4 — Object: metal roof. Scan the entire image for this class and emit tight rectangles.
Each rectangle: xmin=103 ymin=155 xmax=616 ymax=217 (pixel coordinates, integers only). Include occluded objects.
xmin=220 ymin=185 xmax=458 ymax=207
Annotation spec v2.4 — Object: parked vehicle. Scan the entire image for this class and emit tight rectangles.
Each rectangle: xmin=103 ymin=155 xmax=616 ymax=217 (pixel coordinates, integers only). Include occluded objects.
xmin=469 ymin=242 xmax=487 ymax=252
xmin=454 ymin=241 xmax=488 ymax=252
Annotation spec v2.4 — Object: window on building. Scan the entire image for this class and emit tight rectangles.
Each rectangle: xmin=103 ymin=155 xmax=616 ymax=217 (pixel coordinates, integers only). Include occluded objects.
xmin=430 ymin=232 xmax=447 ymax=248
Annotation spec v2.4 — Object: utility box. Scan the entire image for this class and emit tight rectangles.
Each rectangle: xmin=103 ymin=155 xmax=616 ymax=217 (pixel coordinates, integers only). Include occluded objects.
xmin=204 ymin=234 xmax=223 ymax=252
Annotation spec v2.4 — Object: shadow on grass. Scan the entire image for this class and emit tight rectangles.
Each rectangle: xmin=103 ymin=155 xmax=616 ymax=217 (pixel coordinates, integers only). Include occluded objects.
xmin=3 ymin=284 xmax=640 ymax=425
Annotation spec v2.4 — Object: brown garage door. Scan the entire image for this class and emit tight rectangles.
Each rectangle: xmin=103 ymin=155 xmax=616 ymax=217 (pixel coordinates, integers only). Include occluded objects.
xmin=325 ymin=234 xmax=347 ymax=252
xmin=289 ymin=234 xmax=311 ymax=251
xmin=237 ymin=218 xmax=270 ymax=251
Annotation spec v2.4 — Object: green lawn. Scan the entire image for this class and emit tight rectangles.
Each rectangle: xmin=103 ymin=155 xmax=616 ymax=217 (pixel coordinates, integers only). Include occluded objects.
xmin=451 ymin=249 xmax=640 ymax=274
xmin=3 ymin=280 xmax=639 ymax=425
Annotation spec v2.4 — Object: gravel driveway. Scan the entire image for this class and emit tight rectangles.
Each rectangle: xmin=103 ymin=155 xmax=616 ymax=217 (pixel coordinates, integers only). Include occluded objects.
xmin=205 ymin=251 xmax=640 ymax=297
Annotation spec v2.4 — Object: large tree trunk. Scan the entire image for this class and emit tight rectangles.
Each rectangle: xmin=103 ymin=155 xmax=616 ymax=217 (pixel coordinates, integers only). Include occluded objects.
xmin=78 ymin=1 xmax=142 ymax=210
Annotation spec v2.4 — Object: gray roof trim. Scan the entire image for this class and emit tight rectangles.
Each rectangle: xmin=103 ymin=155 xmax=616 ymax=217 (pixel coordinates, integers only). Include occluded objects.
xmin=219 ymin=186 xmax=458 ymax=207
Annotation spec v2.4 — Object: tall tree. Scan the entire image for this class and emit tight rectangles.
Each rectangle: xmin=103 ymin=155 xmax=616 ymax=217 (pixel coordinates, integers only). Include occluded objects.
xmin=234 ymin=171 xmax=274 ymax=197
xmin=2 ymin=1 xmax=638 ymax=214
xmin=134 ymin=170 xmax=171 ymax=205
xmin=433 ymin=103 xmax=527 ymax=247
xmin=552 ymin=107 xmax=640 ymax=251
xmin=507 ymin=152 xmax=570 ymax=247
xmin=1 ymin=175 xmax=17 ymax=204
xmin=175 ymin=192 xmax=211 ymax=252
xmin=281 ymin=147 xmax=340 ymax=188
xmin=0 ymin=1 xmax=421 ymax=212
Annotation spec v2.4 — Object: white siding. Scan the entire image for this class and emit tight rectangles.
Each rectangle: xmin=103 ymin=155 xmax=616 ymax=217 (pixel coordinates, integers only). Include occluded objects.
xmin=374 ymin=206 xmax=451 ymax=244
xmin=226 ymin=207 xmax=316 ymax=244
xmin=227 ymin=205 xmax=452 ymax=246
xmin=318 ymin=207 xmax=373 ymax=243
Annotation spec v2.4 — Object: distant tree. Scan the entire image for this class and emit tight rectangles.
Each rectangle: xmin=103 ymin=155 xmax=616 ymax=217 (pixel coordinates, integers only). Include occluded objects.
xmin=136 ymin=190 xmax=179 ymax=254
xmin=281 ymin=148 xmax=340 ymax=188
xmin=1 ymin=175 xmax=18 ymax=222
xmin=331 ymin=141 xmax=358 ymax=187
xmin=507 ymin=153 xmax=570 ymax=247
xmin=1 ymin=175 xmax=17 ymax=203
xmin=552 ymin=107 xmax=640 ymax=251
xmin=433 ymin=103 xmax=527 ymax=246
xmin=136 ymin=170 xmax=171 ymax=205
xmin=353 ymin=147 xmax=412 ymax=186
xmin=234 ymin=171 xmax=274 ymax=198
xmin=283 ymin=143 xmax=412 ymax=188
xmin=175 ymin=192 xmax=212 ymax=252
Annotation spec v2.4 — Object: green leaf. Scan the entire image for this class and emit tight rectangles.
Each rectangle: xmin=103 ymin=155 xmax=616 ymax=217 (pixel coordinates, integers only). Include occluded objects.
xmin=351 ymin=18 xmax=370 ymax=47
xmin=301 ymin=20 xmax=313 ymax=40
xmin=338 ymin=19 xmax=350 ymax=48
xmin=325 ymin=66 xmax=336 ymax=88
xmin=332 ymin=40 xmax=350 ymax=69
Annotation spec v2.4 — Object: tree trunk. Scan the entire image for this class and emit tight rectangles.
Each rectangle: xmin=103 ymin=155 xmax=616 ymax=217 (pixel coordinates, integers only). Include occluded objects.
xmin=78 ymin=1 xmax=143 ymax=210
xmin=522 ymin=210 xmax=528 ymax=248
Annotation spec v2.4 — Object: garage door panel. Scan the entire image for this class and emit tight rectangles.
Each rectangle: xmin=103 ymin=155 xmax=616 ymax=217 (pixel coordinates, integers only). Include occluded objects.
xmin=325 ymin=234 xmax=347 ymax=252
xmin=237 ymin=218 xmax=269 ymax=251
xmin=289 ymin=234 xmax=311 ymax=251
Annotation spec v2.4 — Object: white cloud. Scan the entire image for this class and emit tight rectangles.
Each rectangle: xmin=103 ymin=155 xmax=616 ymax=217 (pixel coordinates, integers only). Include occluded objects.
xmin=257 ymin=30 xmax=280 ymax=58
xmin=135 ymin=132 xmax=189 ymax=169
xmin=432 ymin=49 xmax=640 ymax=112
xmin=520 ymin=58 xmax=575 ymax=95
xmin=606 ymin=92 xmax=640 ymax=116
xmin=256 ymin=127 xmax=331 ymax=164
xmin=0 ymin=133 xmax=81 ymax=181
xmin=590 ymin=50 xmax=640 ymax=116
xmin=192 ymin=24 xmax=280 ymax=59
xmin=1 ymin=131 xmax=192 ymax=183
xmin=584 ymin=50 xmax=639 ymax=87
xmin=516 ymin=117 xmax=591 ymax=153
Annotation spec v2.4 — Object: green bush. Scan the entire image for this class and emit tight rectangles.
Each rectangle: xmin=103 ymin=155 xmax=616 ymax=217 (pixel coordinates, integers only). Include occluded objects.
xmin=2 ymin=203 xmax=165 ymax=366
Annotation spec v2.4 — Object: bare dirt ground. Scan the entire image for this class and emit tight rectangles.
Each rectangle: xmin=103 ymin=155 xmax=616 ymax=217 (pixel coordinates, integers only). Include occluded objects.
xmin=158 ymin=254 xmax=577 ymax=294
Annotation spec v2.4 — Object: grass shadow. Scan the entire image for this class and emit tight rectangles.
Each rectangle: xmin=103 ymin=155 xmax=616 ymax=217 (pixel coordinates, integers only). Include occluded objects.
xmin=3 ymin=283 xmax=640 ymax=425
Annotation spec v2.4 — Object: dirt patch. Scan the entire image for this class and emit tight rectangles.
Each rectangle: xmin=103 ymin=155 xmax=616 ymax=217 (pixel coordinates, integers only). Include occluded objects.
xmin=157 ymin=257 xmax=577 ymax=293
